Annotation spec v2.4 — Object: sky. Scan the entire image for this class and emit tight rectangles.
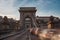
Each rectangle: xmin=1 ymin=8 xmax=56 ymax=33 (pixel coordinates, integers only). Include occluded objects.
xmin=0 ymin=0 xmax=60 ymax=20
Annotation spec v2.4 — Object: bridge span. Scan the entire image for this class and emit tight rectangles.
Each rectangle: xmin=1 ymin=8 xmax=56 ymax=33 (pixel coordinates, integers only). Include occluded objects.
xmin=0 ymin=28 xmax=40 ymax=40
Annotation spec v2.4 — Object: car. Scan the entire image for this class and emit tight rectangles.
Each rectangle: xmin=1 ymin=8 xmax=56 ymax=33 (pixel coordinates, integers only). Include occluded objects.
xmin=29 ymin=27 xmax=40 ymax=36
xmin=38 ymin=29 xmax=57 ymax=40
xmin=51 ymin=33 xmax=60 ymax=40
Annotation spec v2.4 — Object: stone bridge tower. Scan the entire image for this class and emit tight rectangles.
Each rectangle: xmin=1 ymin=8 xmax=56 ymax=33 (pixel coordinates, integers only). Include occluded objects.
xmin=19 ymin=7 xmax=37 ymax=29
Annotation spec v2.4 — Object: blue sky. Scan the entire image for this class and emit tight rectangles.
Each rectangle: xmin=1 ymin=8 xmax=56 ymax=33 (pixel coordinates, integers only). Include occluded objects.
xmin=0 ymin=0 xmax=60 ymax=20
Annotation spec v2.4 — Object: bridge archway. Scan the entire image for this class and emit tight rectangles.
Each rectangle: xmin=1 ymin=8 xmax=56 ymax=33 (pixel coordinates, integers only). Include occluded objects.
xmin=24 ymin=16 xmax=32 ymax=28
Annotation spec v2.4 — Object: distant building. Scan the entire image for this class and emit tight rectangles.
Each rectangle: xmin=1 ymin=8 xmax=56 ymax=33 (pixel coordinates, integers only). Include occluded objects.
xmin=8 ymin=18 xmax=16 ymax=30
xmin=36 ymin=16 xmax=60 ymax=29
xmin=0 ymin=16 xmax=17 ymax=33
xmin=36 ymin=16 xmax=50 ymax=29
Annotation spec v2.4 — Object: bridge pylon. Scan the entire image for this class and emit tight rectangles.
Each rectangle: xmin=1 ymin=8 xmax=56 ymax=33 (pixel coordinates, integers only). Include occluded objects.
xmin=19 ymin=7 xmax=38 ymax=30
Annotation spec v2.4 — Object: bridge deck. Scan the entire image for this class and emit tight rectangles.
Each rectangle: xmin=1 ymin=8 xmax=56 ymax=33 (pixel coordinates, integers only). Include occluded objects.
xmin=0 ymin=28 xmax=40 ymax=40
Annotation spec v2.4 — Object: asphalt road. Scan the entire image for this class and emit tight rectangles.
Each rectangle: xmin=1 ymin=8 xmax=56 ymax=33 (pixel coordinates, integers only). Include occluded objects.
xmin=2 ymin=29 xmax=40 ymax=40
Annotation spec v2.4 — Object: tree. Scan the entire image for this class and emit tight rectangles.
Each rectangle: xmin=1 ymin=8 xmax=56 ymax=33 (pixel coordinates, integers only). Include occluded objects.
xmin=3 ymin=16 xmax=9 ymax=25
xmin=50 ymin=16 xmax=54 ymax=22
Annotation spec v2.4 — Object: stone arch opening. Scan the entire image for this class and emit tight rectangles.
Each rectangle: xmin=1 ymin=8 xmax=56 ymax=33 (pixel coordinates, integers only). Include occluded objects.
xmin=24 ymin=16 xmax=32 ymax=28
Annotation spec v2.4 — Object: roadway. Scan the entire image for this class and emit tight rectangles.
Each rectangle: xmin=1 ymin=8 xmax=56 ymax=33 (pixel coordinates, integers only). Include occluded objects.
xmin=1 ymin=28 xmax=40 ymax=40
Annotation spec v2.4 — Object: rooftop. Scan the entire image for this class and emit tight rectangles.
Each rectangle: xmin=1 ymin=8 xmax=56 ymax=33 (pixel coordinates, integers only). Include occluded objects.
xmin=19 ymin=7 xmax=37 ymax=12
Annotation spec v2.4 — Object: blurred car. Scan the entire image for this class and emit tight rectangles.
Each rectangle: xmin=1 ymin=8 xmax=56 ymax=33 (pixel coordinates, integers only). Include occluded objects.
xmin=51 ymin=33 xmax=60 ymax=40
xmin=38 ymin=29 xmax=57 ymax=40
xmin=29 ymin=27 xmax=40 ymax=36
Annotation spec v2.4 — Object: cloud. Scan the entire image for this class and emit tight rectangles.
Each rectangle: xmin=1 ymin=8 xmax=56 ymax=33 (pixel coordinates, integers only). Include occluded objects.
xmin=23 ymin=0 xmax=53 ymax=7
xmin=0 ymin=0 xmax=15 ymax=7
xmin=0 ymin=13 xmax=16 ymax=18
xmin=0 ymin=0 xmax=17 ymax=19
xmin=36 ymin=10 xmax=60 ymax=18
xmin=14 ymin=0 xmax=28 ymax=7
xmin=0 ymin=0 xmax=60 ymax=20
